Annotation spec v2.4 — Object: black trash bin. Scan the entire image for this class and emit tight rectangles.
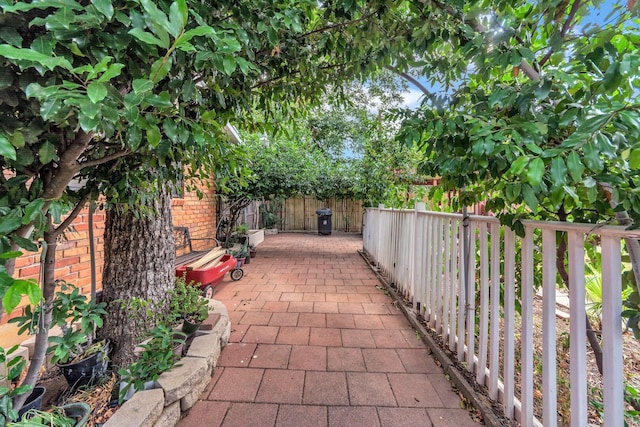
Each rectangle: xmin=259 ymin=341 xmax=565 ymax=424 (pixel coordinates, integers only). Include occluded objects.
xmin=316 ymin=208 xmax=332 ymax=235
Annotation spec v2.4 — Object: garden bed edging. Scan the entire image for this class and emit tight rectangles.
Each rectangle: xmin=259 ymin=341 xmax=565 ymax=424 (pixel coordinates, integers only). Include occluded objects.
xmin=103 ymin=299 xmax=230 ymax=427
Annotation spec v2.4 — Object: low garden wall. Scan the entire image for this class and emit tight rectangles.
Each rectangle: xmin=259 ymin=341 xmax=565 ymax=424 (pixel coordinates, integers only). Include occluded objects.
xmin=103 ymin=299 xmax=230 ymax=427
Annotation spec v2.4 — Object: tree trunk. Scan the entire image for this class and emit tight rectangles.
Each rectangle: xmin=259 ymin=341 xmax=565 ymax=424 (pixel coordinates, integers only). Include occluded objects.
xmin=99 ymin=189 xmax=175 ymax=368
xmin=13 ymin=217 xmax=57 ymax=411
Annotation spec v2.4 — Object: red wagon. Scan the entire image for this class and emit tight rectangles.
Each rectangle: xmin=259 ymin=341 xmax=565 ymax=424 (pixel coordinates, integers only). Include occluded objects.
xmin=176 ymin=253 xmax=244 ymax=299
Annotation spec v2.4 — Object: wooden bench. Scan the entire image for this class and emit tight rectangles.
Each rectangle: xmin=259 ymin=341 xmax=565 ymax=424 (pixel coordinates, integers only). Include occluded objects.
xmin=173 ymin=227 xmax=219 ymax=267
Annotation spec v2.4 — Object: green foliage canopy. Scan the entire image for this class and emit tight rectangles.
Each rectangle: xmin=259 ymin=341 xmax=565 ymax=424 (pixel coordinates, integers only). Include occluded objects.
xmin=396 ymin=0 xmax=640 ymax=228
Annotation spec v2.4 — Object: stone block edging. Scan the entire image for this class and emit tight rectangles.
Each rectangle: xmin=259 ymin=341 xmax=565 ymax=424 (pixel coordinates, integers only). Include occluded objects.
xmin=104 ymin=300 xmax=230 ymax=427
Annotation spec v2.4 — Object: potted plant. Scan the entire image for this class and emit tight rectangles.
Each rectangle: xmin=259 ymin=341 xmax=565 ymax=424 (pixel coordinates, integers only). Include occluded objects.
xmin=118 ymin=325 xmax=186 ymax=403
xmin=169 ymin=278 xmax=210 ymax=335
xmin=249 ymin=244 xmax=257 ymax=259
xmin=234 ymin=223 xmax=250 ymax=237
xmin=11 ymin=282 xmax=109 ymax=389
xmin=9 ymin=402 xmax=91 ymax=427
xmin=49 ymin=283 xmax=109 ymax=388
xmin=260 ymin=199 xmax=282 ymax=234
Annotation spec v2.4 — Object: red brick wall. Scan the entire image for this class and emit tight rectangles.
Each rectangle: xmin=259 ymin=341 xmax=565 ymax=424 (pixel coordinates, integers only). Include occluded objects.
xmin=171 ymin=178 xmax=217 ymax=251
xmin=0 ymin=178 xmax=216 ymax=346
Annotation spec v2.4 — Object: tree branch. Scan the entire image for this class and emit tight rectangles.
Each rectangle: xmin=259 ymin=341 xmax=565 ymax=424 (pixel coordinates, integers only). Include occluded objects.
xmin=54 ymin=192 xmax=91 ymax=236
xmin=298 ymin=10 xmax=380 ymax=40
xmin=251 ymin=62 xmax=349 ymax=89
xmin=78 ymin=150 xmax=129 ymax=170
xmin=384 ymin=66 xmax=435 ymax=100
xmin=42 ymin=131 xmax=94 ymax=201
xmin=539 ymin=0 xmax=583 ymax=67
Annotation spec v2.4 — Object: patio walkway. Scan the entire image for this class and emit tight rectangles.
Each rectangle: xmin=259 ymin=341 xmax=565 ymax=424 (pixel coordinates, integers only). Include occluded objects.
xmin=179 ymin=232 xmax=480 ymax=427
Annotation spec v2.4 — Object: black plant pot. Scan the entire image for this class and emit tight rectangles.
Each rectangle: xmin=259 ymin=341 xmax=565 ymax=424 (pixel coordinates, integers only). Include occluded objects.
xmin=62 ymin=402 xmax=91 ymax=427
xmin=181 ymin=319 xmax=202 ymax=335
xmin=57 ymin=343 xmax=109 ymax=389
xmin=17 ymin=386 xmax=46 ymax=418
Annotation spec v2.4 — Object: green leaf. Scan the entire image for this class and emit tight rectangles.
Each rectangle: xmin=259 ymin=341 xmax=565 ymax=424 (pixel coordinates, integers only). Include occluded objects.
xmin=222 ymin=56 xmax=236 ymax=75
xmin=91 ymin=0 xmax=114 ymax=19
xmin=0 ymin=251 xmax=22 ymax=259
xmin=128 ymin=28 xmax=167 ymax=49
xmin=602 ymin=62 xmax=622 ymax=92
xmin=168 ymin=0 xmax=187 ymax=38
xmin=0 ymin=68 xmax=13 ymax=89
xmin=629 ymin=148 xmax=640 ymax=170
xmin=0 ymin=212 xmax=21 ymax=234
xmin=3 ymin=280 xmax=42 ymax=314
xmin=150 ymin=57 xmax=172 ymax=82
xmin=509 ymin=156 xmax=529 ymax=175
xmin=23 ymin=199 xmax=45 ymax=225
xmin=526 ymin=157 xmax=544 ymax=186
xmin=146 ymin=125 xmax=161 ymax=148
xmin=10 ymin=235 xmax=38 ymax=252
xmin=218 ymin=38 xmax=242 ymax=54
xmin=0 ymin=26 xmax=23 ymax=47
xmin=566 ymin=151 xmax=584 ymax=183
xmin=579 ymin=114 xmax=610 ymax=134
xmin=0 ymin=45 xmax=72 ymax=70
xmin=0 ymin=135 xmax=17 ymax=160
xmin=535 ymin=80 xmax=552 ymax=99
xmin=179 ymin=26 xmax=215 ymax=45
xmin=534 ymin=122 xmax=548 ymax=135
xmin=505 ymin=184 xmax=521 ymax=202
xmin=163 ymin=119 xmax=178 ymax=143
xmin=97 ymin=63 xmax=124 ymax=82
xmin=38 ymin=142 xmax=57 ymax=164
xmin=87 ymin=81 xmax=107 ymax=103
xmin=549 ymin=29 xmax=563 ymax=51
xmin=40 ymin=97 xmax=62 ymax=120
xmin=2 ymin=0 xmax=82 ymax=13
xmin=549 ymin=157 xmax=567 ymax=187
xmin=176 ymin=0 xmax=188 ymax=25
xmin=522 ymin=185 xmax=539 ymax=211
xmin=140 ymin=0 xmax=170 ymax=31
xmin=562 ymin=185 xmax=580 ymax=204
xmin=79 ymin=112 xmax=100 ymax=132
xmin=133 ymin=79 xmax=154 ymax=93
xmin=2 ymin=285 xmax=22 ymax=315
xmin=583 ymin=141 xmax=604 ymax=172
xmin=128 ymin=126 xmax=142 ymax=150
xmin=24 ymin=280 xmax=42 ymax=306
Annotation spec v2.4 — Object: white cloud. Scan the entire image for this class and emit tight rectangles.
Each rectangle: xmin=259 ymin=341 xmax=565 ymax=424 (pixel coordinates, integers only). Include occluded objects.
xmin=402 ymin=89 xmax=426 ymax=109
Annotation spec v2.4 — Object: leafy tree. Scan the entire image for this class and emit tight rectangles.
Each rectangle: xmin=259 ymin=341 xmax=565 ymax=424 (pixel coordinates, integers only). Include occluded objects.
xmin=394 ymin=0 xmax=640 ymax=376
xmin=0 ymin=0 xmax=419 ymax=402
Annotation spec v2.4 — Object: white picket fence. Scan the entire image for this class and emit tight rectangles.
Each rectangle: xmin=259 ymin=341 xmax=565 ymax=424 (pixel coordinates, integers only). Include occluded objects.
xmin=363 ymin=204 xmax=640 ymax=427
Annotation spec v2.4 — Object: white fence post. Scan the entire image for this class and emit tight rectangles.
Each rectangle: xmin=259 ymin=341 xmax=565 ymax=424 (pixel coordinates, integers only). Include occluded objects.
xmin=601 ymin=236 xmax=623 ymax=427
xmin=568 ymin=231 xmax=587 ymax=427
xmin=541 ymin=229 xmax=557 ymax=427
xmin=521 ymin=228 xmax=534 ymax=427
xmin=413 ymin=203 xmax=426 ymax=311
xmin=377 ymin=204 xmax=384 ymax=269
xmin=503 ymin=226 xmax=516 ymax=419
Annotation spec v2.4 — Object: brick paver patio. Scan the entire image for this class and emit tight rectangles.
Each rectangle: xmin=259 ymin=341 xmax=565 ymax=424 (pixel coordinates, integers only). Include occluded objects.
xmin=179 ymin=232 xmax=480 ymax=427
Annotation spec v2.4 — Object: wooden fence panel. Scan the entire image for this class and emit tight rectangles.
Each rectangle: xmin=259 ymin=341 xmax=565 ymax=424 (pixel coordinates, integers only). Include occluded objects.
xmin=279 ymin=196 xmax=362 ymax=232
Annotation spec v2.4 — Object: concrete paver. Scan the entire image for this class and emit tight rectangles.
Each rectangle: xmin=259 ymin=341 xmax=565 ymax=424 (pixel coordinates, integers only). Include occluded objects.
xmin=179 ymin=233 xmax=481 ymax=426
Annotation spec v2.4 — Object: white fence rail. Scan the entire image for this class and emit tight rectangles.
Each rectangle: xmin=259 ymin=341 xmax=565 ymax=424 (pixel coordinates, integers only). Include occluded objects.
xmin=363 ymin=204 xmax=640 ymax=426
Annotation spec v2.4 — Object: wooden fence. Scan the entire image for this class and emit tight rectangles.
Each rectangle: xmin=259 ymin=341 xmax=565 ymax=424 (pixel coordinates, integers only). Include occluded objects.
xmin=278 ymin=196 xmax=363 ymax=232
